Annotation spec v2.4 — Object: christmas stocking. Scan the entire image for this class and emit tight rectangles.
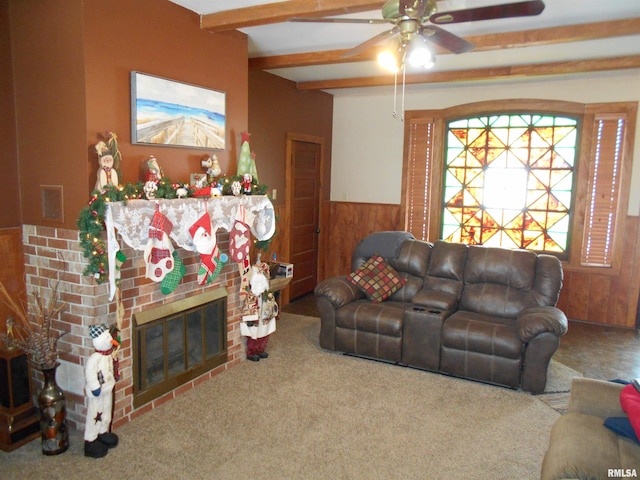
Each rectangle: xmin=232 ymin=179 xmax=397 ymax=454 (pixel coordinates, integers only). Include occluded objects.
xmin=114 ymin=250 xmax=127 ymax=278
xmin=144 ymin=209 xmax=177 ymax=282
xmin=161 ymin=251 xmax=186 ymax=294
xmin=229 ymin=205 xmax=251 ymax=264
xmin=189 ymin=211 xmax=228 ymax=285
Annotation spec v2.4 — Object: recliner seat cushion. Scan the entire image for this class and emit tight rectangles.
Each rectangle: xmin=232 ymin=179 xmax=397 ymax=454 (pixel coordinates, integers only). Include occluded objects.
xmin=335 ymin=300 xmax=408 ymax=363
xmin=335 ymin=300 xmax=407 ymax=337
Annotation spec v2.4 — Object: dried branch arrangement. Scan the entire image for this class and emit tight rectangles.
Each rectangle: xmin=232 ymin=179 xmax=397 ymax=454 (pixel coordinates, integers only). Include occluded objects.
xmin=0 ymin=279 xmax=68 ymax=370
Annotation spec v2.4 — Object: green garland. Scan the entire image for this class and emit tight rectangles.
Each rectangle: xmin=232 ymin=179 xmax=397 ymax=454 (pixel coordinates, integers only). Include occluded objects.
xmin=77 ymin=183 xmax=142 ymax=284
xmin=77 ymin=176 xmax=268 ymax=284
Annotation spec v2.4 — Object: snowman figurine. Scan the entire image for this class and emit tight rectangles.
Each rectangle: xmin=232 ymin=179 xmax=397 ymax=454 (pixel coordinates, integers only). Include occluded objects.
xmin=84 ymin=324 xmax=120 ymax=458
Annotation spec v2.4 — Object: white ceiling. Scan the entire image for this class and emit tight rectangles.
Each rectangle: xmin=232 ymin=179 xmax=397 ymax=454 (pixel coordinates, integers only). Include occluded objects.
xmin=169 ymin=0 xmax=640 ymax=90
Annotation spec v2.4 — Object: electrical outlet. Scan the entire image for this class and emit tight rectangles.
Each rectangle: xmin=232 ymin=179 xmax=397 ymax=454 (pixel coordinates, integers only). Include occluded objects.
xmin=272 ymin=189 xmax=277 ymax=200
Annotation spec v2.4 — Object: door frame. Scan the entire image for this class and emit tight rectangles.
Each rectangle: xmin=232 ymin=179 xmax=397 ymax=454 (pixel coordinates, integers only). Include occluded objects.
xmin=284 ymin=133 xmax=326 ymax=303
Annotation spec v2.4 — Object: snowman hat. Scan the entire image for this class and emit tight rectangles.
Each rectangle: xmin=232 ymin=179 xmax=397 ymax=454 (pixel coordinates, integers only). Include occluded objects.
xmin=89 ymin=324 xmax=109 ymax=339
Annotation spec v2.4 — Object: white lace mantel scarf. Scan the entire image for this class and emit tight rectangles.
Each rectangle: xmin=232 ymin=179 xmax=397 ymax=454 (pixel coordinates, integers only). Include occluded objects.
xmin=104 ymin=195 xmax=276 ymax=300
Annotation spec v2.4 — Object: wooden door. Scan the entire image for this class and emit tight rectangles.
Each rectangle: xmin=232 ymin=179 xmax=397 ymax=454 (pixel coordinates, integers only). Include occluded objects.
xmin=286 ymin=134 xmax=323 ymax=300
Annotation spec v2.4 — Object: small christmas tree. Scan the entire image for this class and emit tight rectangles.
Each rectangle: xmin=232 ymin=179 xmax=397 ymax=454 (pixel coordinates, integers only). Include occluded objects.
xmin=237 ymin=131 xmax=259 ymax=181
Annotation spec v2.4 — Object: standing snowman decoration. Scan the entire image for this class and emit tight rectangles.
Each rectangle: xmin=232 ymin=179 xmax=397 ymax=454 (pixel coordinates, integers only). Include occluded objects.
xmin=84 ymin=324 xmax=120 ymax=458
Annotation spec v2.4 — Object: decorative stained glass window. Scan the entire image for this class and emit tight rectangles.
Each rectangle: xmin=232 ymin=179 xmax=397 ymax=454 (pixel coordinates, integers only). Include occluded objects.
xmin=441 ymin=114 xmax=577 ymax=253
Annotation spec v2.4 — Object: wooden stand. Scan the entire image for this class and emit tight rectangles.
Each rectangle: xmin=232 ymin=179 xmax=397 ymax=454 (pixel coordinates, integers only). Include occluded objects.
xmin=0 ymin=348 xmax=40 ymax=451
xmin=270 ymin=276 xmax=292 ymax=293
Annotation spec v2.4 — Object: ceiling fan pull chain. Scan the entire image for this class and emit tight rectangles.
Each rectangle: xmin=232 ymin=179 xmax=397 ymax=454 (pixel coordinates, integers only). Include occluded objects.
xmin=393 ymin=69 xmax=399 ymax=119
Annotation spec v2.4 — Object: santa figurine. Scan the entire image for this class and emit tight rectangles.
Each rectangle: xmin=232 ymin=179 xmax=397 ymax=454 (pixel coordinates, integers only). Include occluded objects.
xmin=146 ymin=155 xmax=163 ymax=183
xmin=84 ymin=324 xmax=120 ymax=458
xmin=240 ymin=262 xmax=277 ymax=361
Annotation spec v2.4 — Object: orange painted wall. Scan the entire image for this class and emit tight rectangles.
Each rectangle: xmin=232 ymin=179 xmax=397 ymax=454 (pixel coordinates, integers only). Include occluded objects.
xmin=248 ymin=70 xmax=333 ymax=207
xmin=5 ymin=0 xmax=248 ymax=230
xmin=0 ymin=0 xmax=20 ymax=228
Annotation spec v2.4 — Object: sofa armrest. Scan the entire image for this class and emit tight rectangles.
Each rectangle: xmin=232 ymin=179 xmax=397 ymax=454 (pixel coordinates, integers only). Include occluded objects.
xmin=567 ymin=377 xmax=626 ymax=419
xmin=516 ymin=306 xmax=568 ymax=342
xmin=314 ymin=276 xmax=364 ymax=309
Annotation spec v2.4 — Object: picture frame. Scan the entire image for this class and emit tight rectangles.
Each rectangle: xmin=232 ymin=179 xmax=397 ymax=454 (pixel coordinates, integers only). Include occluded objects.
xmin=131 ymin=71 xmax=226 ymax=150
xmin=190 ymin=173 xmax=208 ymax=189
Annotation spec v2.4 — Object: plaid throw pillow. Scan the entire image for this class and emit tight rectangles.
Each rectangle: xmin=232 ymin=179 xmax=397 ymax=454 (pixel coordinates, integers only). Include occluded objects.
xmin=347 ymin=255 xmax=406 ymax=303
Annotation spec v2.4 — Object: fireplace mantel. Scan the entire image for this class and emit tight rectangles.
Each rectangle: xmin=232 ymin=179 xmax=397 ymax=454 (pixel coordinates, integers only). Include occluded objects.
xmin=104 ymin=195 xmax=275 ymax=299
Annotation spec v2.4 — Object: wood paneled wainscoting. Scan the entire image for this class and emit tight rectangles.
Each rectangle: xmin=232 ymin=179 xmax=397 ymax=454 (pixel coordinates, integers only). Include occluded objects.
xmin=320 ymin=202 xmax=640 ymax=329
xmin=557 ymin=215 xmax=640 ymax=329
xmin=321 ymin=201 xmax=402 ymax=279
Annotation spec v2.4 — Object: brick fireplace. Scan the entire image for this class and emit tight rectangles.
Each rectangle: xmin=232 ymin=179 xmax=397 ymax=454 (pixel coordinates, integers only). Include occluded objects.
xmin=22 ymin=224 xmax=244 ymax=431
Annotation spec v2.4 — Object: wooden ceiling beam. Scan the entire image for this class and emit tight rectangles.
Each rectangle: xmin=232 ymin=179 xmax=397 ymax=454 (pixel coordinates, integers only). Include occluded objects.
xmin=200 ymin=0 xmax=384 ymax=32
xmin=295 ymin=55 xmax=640 ymax=90
xmin=249 ymin=17 xmax=640 ymax=70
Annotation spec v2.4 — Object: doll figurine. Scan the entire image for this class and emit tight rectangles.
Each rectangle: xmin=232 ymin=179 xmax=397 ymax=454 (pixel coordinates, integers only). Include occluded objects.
xmin=240 ymin=262 xmax=277 ymax=361
xmin=146 ymin=155 xmax=163 ymax=183
xmin=94 ymin=141 xmax=119 ymax=191
xmin=209 ymin=155 xmax=222 ymax=177
xmin=84 ymin=324 xmax=120 ymax=458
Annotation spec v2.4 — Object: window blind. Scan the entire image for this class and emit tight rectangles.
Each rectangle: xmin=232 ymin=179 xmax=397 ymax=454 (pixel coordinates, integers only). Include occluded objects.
xmin=405 ymin=117 xmax=435 ymax=241
xmin=581 ymin=114 xmax=626 ymax=267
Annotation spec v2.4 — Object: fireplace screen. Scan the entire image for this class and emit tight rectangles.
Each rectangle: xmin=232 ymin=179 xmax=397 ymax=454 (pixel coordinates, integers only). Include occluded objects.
xmin=133 ymin=288 xmax=227 ymax=407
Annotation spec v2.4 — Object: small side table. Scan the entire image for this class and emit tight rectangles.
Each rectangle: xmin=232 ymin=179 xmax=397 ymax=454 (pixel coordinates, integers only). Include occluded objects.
xmin=0 ymin=348 xmax=40 ymax=451
xmin=270 ymin=276 xmax=292 ymax=311
xmin=270 ymin=276 xmax=292 ymax=293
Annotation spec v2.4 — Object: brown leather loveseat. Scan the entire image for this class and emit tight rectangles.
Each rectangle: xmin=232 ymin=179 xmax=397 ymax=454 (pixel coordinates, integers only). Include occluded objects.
xmin=314 ymin=231 xmax=568 ymax=393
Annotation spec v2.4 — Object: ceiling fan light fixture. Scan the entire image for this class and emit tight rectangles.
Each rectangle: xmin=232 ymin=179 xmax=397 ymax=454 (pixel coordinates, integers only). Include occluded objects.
xmin=377 ymin=49 xmax=400 ymax=73
xmin=406 ymin=35 xmax=434 ymax=69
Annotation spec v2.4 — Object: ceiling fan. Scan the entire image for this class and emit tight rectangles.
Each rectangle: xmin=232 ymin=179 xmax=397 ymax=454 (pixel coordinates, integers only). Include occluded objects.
xmin=291 ymin=0 xmax=546 ymax=63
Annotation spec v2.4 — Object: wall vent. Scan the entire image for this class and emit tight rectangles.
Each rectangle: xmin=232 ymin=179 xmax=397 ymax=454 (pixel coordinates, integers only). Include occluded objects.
xmin=40 ymin=185 xmax=64 ymax=223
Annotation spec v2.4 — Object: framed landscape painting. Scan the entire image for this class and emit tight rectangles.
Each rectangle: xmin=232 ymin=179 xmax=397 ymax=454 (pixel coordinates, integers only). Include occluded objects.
xmin=131 ymin=71 xmax=226 ymax=149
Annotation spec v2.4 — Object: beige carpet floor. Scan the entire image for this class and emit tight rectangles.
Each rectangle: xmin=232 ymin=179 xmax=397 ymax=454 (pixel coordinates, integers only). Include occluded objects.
xmin=1 ymin=313 xmax=581 ymax=480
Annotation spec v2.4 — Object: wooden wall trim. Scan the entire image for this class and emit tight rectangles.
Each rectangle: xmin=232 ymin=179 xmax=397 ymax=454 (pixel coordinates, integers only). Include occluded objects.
xmin=0 ymin=227 xmax=26 ymax=337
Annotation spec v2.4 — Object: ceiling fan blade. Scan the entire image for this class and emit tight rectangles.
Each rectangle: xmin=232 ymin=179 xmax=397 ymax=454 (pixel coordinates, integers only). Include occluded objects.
xmin=399 ymin=0 xmax=429 ymax=18
xmin=341 ymin=26 xmax=400 ymax=58
xmin=429 ymin=0 xmax=545 ymax=25
xmin=420 ymin=25 xmax=475 ymax=54
xmin=289 ymin=17 xmax=389 ymax=25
